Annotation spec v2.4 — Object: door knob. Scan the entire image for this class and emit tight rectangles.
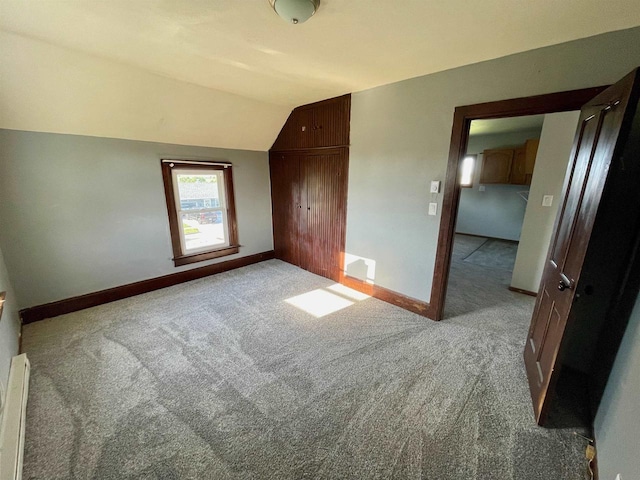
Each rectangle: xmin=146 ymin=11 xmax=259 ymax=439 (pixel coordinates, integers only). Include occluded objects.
xmin=558 ymin=273 xmax=572 ymax=291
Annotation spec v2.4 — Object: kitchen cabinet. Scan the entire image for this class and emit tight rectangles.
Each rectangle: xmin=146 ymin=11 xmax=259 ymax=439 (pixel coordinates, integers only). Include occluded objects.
xmin=479 ymin=139 xmax=539 ymax=185
xmin=480 ymin=148 xmax=514 ymax=184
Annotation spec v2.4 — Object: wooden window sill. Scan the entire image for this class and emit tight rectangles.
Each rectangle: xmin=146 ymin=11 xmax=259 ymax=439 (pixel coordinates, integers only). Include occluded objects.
xmin=173 ymin=246 xmax=240 ymax=267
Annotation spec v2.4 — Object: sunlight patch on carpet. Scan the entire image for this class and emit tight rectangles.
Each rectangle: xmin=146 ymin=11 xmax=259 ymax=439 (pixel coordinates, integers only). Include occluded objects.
xmin=286 ymin=289 xmax=354 ymax=317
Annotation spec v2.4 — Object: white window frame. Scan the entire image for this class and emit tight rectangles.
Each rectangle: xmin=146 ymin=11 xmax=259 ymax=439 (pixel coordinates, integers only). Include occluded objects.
xmin=172 ymin=168 xmax=230 ymax=255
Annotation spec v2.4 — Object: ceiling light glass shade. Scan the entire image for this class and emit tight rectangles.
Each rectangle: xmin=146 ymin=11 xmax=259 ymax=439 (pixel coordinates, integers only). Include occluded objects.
xmin=270 ymin=0 xmax=320 ymax=24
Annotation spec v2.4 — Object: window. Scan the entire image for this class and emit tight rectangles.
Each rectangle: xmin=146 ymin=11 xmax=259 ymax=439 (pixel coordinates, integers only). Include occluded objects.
xmin=161 ymin=160 xmax=239 ymax=266
xmin=460 ymin=154 xmax=476 ymax=187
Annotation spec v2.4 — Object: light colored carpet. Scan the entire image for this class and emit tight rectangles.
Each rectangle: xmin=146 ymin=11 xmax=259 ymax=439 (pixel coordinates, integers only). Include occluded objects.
xmin=463 ymin=238 xmax=519 ymax=271
xmin=22 ymin=259 xmax=588 ymax=479
xmin=446 ymin=234 xmax=522 ymax=320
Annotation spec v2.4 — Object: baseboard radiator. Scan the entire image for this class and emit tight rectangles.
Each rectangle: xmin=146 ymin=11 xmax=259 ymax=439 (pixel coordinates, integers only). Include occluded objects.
xmin=0 ymin=354 xmax=30 ymax=480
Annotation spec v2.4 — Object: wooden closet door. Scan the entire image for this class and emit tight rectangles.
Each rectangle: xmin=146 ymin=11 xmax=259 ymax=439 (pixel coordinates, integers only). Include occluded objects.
xmin=269 ymin=152 xmax=301 ymax=266
xmin=299 ymin=148 xmax=348 ymax=281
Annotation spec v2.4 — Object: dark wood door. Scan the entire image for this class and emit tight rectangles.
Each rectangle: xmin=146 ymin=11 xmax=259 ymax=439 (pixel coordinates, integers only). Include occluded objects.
xmin=311 ymin=100 xmax=350 ymax=147
xmin=270 ymin=148 xmax=349 ymax=281
xmin=299 ymin=149 xmax=349 ymax=281
xmin=524 ymin=70 xmax=640 ymax=424
xmin=294 ymin=108 xmax=314 ymax=149
xmin=269 ymin=152 xmax=301 ymax=266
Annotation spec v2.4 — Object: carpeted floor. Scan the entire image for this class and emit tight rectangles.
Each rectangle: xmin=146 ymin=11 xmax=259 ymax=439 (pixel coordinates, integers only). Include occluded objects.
xmin=463 ymin=238 xmax=519 ymax=271
xmin=22 ymin=258 xmax=589 ymax=479
xmin=446 ymin=234 xmax=525 ymax=321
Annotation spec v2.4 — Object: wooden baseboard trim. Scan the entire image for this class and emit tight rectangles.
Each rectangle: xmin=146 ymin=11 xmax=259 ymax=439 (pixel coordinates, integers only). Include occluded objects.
xmin=20 ymin=251 xmax=275 ymax=324
xmin=340 ymin=274 xmax=433 ymax=318
xmin=508 ymin=286 xmax=538 ymax=297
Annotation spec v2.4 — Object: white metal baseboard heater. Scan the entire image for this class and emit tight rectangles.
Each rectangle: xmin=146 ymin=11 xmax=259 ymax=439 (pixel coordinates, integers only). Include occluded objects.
xmin=0 ymin=354 xmax=30 ymax=480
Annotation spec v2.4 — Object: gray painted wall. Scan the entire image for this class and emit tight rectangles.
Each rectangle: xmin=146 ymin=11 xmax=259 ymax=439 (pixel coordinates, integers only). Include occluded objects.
xmin=456 ymin=129 xmax=541 ymax=241
xmin=347 ymin=26 xmax=640 ymax=302
xmin=0 ymin=245 xmax=20 ymax=398
xmin=0 ymin=130 xmax=273 ymax=308
xmin=511 ymin=111 xmax=580 ymax=292
xmin=347 ymin=30 xmax=640 ymax=476
xmin=594 ymin=293 xmax=640 ymax=480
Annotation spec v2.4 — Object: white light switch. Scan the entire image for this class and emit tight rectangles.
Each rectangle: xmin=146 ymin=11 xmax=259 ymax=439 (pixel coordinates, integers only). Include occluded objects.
xmin=428 ymin=203 xmax=438 ymax=216
xmin=542 ymin=195 xmax=553 ymax=207
xmin=430 ymin=181 xmax=440 ymax=193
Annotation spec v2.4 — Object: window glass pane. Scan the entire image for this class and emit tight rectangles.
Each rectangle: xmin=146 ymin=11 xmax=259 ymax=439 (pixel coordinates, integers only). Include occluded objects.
xmin=461 ymin=156 xmax=475 ymax=186
xmin=176 ymin=174 xmax=221 ymax=211
xmin=181 ymin=213 xmax=226 ymax=251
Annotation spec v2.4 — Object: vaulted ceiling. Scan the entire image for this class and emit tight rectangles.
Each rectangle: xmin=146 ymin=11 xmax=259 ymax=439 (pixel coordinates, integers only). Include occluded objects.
xmin=2 ymin=0 xmax=640 ymax=109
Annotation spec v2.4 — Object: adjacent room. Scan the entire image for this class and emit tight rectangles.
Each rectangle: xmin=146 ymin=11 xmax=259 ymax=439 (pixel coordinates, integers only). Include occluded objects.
xmin=448 ymin=115 xmax=544 ymax=317
xmin=1 ymin=2 xmax=639 ymax=479
xmin=446 ymin=111 xmax=580 ymax=318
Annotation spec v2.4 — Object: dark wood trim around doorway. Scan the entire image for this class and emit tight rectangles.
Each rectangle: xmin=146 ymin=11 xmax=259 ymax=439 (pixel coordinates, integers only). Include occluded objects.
xmin=429 ymin=86 xmax=608 ymax=321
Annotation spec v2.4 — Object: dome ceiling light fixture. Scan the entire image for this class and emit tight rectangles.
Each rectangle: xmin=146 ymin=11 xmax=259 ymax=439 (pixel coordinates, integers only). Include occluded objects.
xmin=269 ymin=0 xmax=320 ymax=25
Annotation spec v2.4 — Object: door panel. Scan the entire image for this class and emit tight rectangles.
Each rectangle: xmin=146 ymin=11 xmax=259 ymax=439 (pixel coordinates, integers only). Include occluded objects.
xmin=294 ymin=109 xmax=314 ymax=149
xmin=524 ymin=70 xmax=640 ymax=424
xmin=312 ymin=101 xmax=349 ymax=147
xmin=300 ymin=149 xmax=348 ymax=281
xmin=269 ymin=152 xmax=301 ymax=266
xmin=547 ymin=113 xmax=598 ymax=270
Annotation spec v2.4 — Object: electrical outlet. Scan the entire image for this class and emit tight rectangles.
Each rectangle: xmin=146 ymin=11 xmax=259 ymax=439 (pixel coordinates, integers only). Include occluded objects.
xmin=428 ymin=203 xmax=438 ymax=216
xmin=479 ymin=185 xmax=486 ymax=192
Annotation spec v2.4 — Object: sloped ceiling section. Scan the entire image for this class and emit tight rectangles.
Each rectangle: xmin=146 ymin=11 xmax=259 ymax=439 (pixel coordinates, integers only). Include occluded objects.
xmin=2 ymin=1 xmax=640 ymax=107
xmin=0 ymin=31 xmax=290 ymax=151
xmin=1 ymin=1 xmax=640 ymax=150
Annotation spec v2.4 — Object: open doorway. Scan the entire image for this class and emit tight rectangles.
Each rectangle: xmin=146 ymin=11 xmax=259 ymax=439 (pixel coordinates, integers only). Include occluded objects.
xmin=445 ymin=111 xmax=583 ymax=319
xmin=446 ymin=115 xmax=544 ymax=317
xmin=429 ymin=86 xmax=607 ymax=321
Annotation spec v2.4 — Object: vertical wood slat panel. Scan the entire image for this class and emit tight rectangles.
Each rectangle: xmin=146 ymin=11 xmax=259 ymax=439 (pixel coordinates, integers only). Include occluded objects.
xmin=302 ymin=150 xmax=348 ymax=280
xmin=269 ymin=152 xmax=301 ymax=266
xmin=271 ymin=95 xmax=350 ymax=150
xmin=270 ymin=148 xmax=348 ymax=282
xmin=270 ymin=93 xmax=350 ymax=284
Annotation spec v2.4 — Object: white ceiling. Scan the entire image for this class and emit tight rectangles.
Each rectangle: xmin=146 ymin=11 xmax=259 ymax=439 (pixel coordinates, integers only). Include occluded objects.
xmin=470 ymin=115 xmax=546 ymax=137
xmin=1 ymin=1 xmax=640 ymax=108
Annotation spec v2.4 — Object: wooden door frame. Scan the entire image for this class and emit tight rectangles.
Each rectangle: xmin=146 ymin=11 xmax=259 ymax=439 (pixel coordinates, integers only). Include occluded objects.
xmin=429 ymin=86 xmax=609 ymax=321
